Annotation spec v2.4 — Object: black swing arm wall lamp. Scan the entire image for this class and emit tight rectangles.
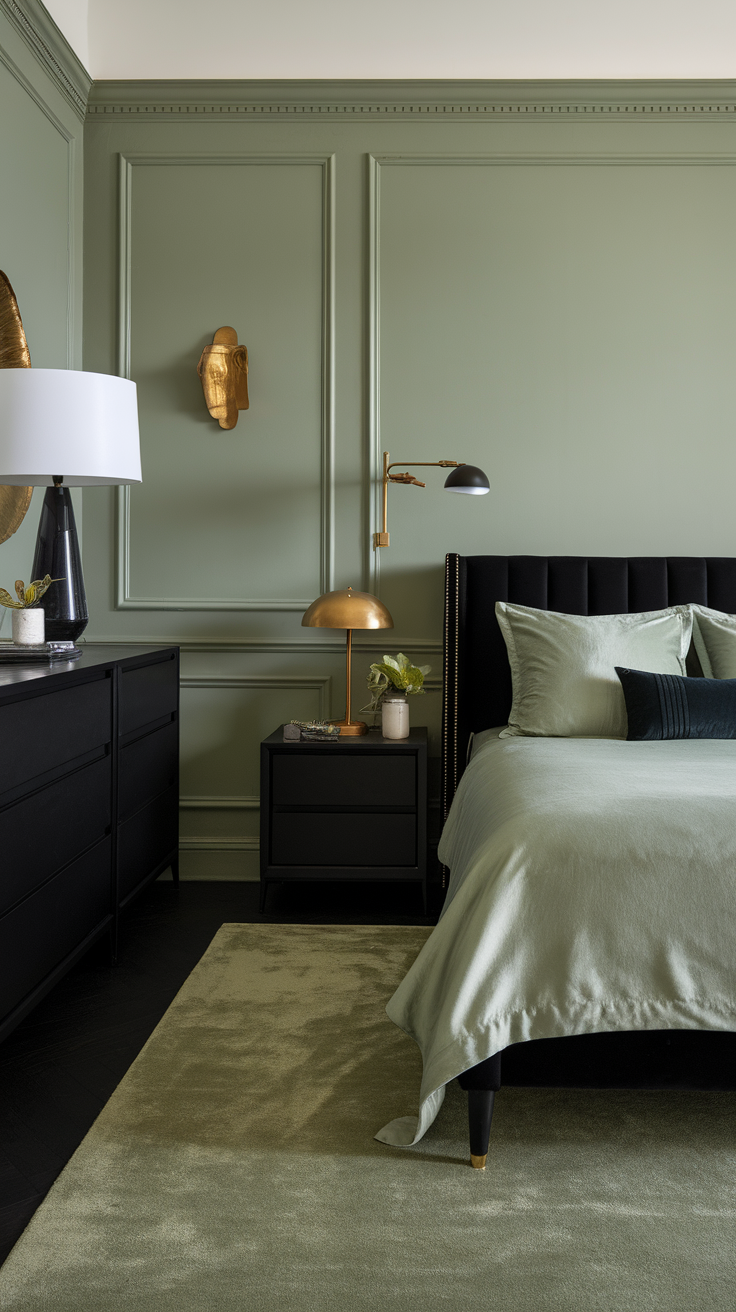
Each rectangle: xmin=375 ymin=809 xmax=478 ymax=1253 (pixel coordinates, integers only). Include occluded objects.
xmin=373 ymin=450 xmax=490 ymax=548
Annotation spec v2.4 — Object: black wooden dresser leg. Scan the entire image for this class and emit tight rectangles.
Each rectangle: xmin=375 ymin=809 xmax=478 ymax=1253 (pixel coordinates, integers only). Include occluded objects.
xmin=467 ymin=1089 xmax=495 ymax=1170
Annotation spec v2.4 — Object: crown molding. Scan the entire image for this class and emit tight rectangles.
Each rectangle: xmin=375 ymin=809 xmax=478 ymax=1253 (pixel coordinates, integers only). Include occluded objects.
xmin=0 ymin=0 xmax=91 ymax=118
xmin=85 ymin=78 xmax=736 ymax=120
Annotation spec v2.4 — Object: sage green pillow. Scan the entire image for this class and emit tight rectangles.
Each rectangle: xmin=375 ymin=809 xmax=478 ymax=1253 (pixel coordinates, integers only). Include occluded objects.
xmin=691 ymin=606 xmax=736 ymax=679
xmin=496 ymin=602 xmax=692 ymax=739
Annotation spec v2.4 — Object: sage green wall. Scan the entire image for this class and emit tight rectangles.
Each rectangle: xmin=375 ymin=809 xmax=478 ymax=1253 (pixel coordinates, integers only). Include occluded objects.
xmin=82 ymin=83 xmax=736 ymax=878
xmin=0 ymin=0 xmax=86 ymax=633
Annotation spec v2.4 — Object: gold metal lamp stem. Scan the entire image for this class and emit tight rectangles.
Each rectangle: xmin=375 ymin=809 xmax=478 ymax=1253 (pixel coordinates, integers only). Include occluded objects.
xmin=333 ymin=627 xmax=367 ymax=735
xmin=374 ymin=451 xmax=462 ymax=549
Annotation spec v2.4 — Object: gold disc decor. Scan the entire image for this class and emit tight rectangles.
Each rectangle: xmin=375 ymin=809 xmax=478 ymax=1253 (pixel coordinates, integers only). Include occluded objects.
xmin=0 ymin=271 xmax=33 ymax=545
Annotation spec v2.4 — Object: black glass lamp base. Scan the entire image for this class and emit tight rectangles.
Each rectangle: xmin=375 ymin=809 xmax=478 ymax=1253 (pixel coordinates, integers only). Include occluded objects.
xmin=31 ymin=486 xmax=89 ymax=642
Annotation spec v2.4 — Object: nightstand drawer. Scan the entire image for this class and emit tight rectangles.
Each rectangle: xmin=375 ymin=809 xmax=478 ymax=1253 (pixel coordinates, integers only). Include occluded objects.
xmin=272 ymin=754 xmax=416 ymax=808
xmin=271 ymin=812 xmax=416 ymax=867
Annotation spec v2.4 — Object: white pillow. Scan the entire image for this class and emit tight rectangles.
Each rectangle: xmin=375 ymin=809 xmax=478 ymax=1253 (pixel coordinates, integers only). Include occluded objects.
xmin=496 ymin=602 xmax=692 ymax=739
xmin=691 ymin=606 xmax=736 ymax=679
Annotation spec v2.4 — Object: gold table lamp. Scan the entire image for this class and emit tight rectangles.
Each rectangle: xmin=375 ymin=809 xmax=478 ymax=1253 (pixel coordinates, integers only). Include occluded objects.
xmin=302 ymin=587 xmax=394 ymax=736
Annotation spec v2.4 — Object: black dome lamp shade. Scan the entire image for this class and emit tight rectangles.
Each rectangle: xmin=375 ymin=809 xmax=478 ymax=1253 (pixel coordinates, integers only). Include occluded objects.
xmin=374 ymin=450 xmax=490 ymax=548
xmin=443 ymin=464 xmax=490 ymax=495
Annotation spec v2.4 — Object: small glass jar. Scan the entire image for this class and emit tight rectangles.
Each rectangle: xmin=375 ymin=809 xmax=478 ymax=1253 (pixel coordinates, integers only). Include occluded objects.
xmin=382 ymin=694 xmax=409 ymax=740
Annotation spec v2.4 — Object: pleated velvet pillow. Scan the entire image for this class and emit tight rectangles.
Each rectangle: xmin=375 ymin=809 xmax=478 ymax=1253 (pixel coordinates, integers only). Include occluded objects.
xmin=495 ymin=602 xmax=692 ymax=740
xmin=616 ymin=666 xmax=736 ymax=740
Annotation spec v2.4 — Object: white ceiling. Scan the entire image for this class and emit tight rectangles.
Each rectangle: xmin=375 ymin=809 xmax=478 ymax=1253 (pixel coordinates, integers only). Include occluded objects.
xmin=45 ymin=0 xmax=736 ymax=81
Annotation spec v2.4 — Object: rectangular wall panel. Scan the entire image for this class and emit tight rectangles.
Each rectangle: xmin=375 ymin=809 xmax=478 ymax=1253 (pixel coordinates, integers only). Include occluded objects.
xmin=372 ymin=156 xmax=736 ymax=632
xmin=119 ymin=155 xmax=333 ymax=611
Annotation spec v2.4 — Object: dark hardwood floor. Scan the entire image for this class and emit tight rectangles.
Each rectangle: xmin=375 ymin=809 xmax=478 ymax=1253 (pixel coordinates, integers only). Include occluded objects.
xmin=0 ymin=876 xmax=441 ymax=1265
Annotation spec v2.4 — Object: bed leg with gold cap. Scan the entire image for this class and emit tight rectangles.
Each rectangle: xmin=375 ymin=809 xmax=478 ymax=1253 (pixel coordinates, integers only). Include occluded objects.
xmin=458 ymin=1052 xmax=502 ymax=1170
xmin=467 ymin=1090 xmax=495 ymax=1169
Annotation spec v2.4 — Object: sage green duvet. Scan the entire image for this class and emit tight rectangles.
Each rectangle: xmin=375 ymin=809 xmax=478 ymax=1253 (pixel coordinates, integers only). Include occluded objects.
xmin=376 ymin=733 xmax=736 ymax=1146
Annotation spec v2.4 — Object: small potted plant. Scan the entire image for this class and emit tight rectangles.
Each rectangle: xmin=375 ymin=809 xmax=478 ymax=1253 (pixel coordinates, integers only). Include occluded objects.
xmin=0 ymin=576 xmax=60 ymax=646
xmin=360 ymin=652 xmax=431 ymax=739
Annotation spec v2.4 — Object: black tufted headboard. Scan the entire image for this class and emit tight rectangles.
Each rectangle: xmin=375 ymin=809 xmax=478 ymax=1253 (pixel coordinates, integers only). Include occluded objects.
xmin=441 ymin=555 xmax=736 ymax=824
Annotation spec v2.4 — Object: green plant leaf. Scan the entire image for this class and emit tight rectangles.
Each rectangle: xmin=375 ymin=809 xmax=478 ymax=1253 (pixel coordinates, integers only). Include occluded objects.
xmin=2 ymin=576 xmax=62 ymax=609
xmin=367 ymin=652 xmax=432 ymax=694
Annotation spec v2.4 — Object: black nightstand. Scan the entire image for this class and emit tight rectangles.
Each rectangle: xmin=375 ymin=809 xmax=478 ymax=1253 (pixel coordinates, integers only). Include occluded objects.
xmin=260 ymin=726 xmax=427 ymax=911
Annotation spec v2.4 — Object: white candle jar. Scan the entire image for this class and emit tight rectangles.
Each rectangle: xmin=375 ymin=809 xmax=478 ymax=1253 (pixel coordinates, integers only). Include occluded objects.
xmin=12 ymin=608 xmax=45 ymax=646
xmin=382 ymin=694 xmax=409 ymax=740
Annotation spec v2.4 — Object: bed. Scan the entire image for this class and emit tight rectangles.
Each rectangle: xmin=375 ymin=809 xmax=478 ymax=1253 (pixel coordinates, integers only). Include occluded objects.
xmin=376 ymin=555 xmax=736 ymax=1166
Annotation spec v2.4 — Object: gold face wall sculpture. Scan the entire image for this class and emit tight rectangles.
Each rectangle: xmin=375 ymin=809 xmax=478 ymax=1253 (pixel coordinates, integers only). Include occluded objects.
xmin=0 ymin=271 xmax=33 ymax=545
xmin=197 ymin=327 xmax=249 ymax=430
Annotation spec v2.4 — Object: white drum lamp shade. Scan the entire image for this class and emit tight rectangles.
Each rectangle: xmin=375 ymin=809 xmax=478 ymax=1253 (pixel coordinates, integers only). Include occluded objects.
xmin=0 ymin=369 xmax=142 ymax=485
xmin=0 ymin=369 xmax=142 ymax=644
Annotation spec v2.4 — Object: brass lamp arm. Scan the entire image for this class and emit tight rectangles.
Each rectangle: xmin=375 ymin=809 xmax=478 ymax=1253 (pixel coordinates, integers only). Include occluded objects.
xmin=375 ymin=451 xmax=464 ymax=548
xmin=386 ymin=460 xmax=461 ymax=473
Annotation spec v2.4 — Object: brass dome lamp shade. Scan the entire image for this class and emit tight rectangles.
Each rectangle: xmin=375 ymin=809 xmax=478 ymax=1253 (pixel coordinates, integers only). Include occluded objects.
xmin=302 ymin=587 xmax=394 ymax=736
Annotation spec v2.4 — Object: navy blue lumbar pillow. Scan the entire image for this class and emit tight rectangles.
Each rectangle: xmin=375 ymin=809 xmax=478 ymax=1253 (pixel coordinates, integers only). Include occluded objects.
xmin=615 ymin=667 xmax=736 ymax=740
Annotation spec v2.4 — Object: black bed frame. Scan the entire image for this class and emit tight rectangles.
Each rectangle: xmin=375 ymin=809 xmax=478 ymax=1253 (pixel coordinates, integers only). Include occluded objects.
xmin=441 ymin=555 xmax=736 ymax=1167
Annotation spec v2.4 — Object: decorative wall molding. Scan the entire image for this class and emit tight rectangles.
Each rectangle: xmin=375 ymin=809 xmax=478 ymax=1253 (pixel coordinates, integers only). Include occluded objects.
xmin=84 ymin=636 xmax=442 ymax=655
xmin=367 ymin=149 xmax=736 ymax=592
xmin=0 ymin=0 xmax=90 ymax=118
xmin=87 ymin=79 xmax=736 ymax=121
xmin=367 ymin=153 xmax=382 ymax=595
xmin=180 ymin=672 xmax=332 ymax=720
xmin=115 ymin=151 xmax=335 ymax=612
xmin=180 ymin=795 xmax=260 ymax=810
xmin=179 ymin=836 xmax=259 ymax=852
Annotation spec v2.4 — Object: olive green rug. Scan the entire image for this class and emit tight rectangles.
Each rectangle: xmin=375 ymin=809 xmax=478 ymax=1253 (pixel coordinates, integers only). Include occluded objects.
xmin=0 ymin=924 xmax=734 ymax=1312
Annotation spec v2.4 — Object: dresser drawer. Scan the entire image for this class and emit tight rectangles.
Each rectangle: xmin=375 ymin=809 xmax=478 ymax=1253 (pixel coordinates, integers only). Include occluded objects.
xmin=0 ymin=677 xmax=111 ymax=797
xmin=118 ymin=720 xmax=178 ymax=822
xmin=0 ymin=838 xmax=112 ymax=1021
xmin=271 ymin=812 xmax=416 ymax=868
xmin=118 ymin=783 xmax=178 ymax=904
xmin=119 ymin=656 xmax=178 ymax=737
xmin=0 ymin=755 xmax=111 ymax=917
xmin=271 ymin=753 xmax=416 ymax=808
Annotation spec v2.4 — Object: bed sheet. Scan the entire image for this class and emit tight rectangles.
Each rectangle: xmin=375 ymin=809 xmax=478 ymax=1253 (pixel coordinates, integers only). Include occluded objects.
xmin=376 ymin=734 xmax=736 ymax=1147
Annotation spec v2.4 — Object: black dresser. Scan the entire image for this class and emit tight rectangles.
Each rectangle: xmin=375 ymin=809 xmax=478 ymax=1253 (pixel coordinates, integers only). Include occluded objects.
xmin=0 ymin=644 xmax=179 ymax=1042
xmin=260 ymin=726 xmax=428 ymax=910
